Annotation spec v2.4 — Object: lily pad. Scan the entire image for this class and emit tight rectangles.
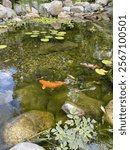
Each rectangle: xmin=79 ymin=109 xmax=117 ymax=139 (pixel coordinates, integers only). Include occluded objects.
xmin=95 ymin=68 xmax=108 ymax=75
xmin=25 ymin=32 xmax=32 ymax=35
xmin=40 ymin=38 xmax=49 ymax=42
xmin=45 ymin=36 xmax=53 ymax=39
xmin=0 ymin=45 xmax=7 ymax=49
xmin=58 ymin=31 xmax=66 ymax=35
xmin=102 ymin=60 xmax=112 ymax=65
xmin=30 ymin=35 xmax=38 ymax=38
xmin=40 ymin=31 xmax=47 ymax=34
xmin=32 ymin=30 xmax=39 ymax=33
xmin=0 ymin=25 xmax=7 ymax=28
xmin=55 ymin=36 xmax=64 ymax=40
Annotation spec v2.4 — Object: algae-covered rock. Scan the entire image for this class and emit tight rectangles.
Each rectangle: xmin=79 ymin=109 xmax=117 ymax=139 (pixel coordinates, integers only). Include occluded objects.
xmin=15 ymin=84 xmax=48 ymax=111
xmin=104 ymin=100 xmax=113 ymax=125
xmin=3 ymin=110 xmax=55 ymax=146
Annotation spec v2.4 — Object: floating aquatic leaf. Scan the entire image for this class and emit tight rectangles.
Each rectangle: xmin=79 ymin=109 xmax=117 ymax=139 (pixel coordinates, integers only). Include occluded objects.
xmin=95 ymin=68 xmax=108 ymax=75
xmin=0 ymin=25 xmax=7 ymax=28
xmin=0 ymin=45 xmax=7 ymax=49
xmin=102 ymin=60 xmax=112 ymax=65
xmin=58 ymin=31 xmax=66 ymax=35
xmin=32 ymin=30 xmax=39 ymax=33
xmin=40 ymin=38 xmax=49 ymax=42
xmin=55 ymin=36 xmax=64 ymax=40
xmin=45 ymin=36 xmax=53 ymax=39
xmin=25 ymin=32 xmax=32 ymax=35
xmin=30 ymin=34 xmax=38 ymax=38
xmin=40 ymin=31 xmax=47 ymax=34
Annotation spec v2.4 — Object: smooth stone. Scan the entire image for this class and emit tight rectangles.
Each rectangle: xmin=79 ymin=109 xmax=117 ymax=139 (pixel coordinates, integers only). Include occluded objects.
xmin=74 ymin=2 xmax=90 ymax=7
xmin=3 ymin=110 xmax=55 ymax=146
xmin=84 ymin=3 xmax=92 ymax=13
xmin=0 ymin=4 xmax=7 ymax=19
xmin=6 ymin=7 xmax=17 ymax=18
xmin=23 ymin=13 xmax=40 ymax=19
xmin=91 ymin=3 xmax=103 ymax=12
xmin=58 ymin=11 xmax=71 ymax=21
xmin=10 ymin=142 xmax=45 ymax=150
xmin=70 ymin=6 xmax=84 ymax=13
xmin=104 ymin=100 xmax=113 ymax=125
xmin=48 ymin=1 xmax=63 ymax=16
xmin=2 ymin=0 xmax=12 ymax=8
xmin=63 ymin=0 xmax=73 ymax=7
xmin=63 ymin=6 xmax=70 ymax=12
xmin=39 ymin=3 xmax=51 ymax=17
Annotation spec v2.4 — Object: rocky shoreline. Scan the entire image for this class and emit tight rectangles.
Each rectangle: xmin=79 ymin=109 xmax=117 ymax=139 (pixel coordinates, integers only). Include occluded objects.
xmin=0 ymin=0 xmax=112 ymax=24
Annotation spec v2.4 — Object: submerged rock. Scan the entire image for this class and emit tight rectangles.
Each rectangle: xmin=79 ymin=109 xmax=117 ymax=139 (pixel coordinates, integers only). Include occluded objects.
xmin=104 ymin=100 xmax=113 ymax=125
xmin=3 ymin=110 xmax=55 ymax=146
xmin=15 ymin=84 xmax=48 ymax=112
xmin=10 ymin=142 xmax=45 ymax=150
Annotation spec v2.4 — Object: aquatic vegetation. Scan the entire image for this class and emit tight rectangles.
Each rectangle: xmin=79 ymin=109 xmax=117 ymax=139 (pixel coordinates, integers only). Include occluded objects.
xmin=25 ymin=32 xmax=32 ymax=35
xmin=95 ymin=68 xmax=108 ymax=75
xmin=0 ymin=45 xmax=7 ymax=49
xmin=55 ymin=36 xmax=64 ymax=40
xmin=45 ymin=36 xmax=53 ymax=39
xmin=39 ymin=80 xmax=66 ymax=89
xmin=40 ymin=38 xmax=49 ymax=42
xmin=102 ymin=59 xmax=112 ymax=65
xmin=30 ymin=34 xmax=38 ymax=37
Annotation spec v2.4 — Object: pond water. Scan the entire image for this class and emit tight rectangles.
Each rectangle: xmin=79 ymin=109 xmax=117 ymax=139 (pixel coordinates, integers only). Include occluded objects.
xmin=0 ymin=21 xmax=112 ymax=150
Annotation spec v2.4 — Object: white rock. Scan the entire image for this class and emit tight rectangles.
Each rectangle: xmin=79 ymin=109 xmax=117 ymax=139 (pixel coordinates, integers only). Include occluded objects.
xmin=12 ymin=17 xmax=22 ymax=22
xmin=63 ymin=6 xmax=70 ymax=12
xmin=91 ymin=3 xmax=103 ymax=12
xmin=48 ymin=1 xmax=63 ymax=16
xmin=39 ymin=3 xmax=51 ymax=17
xmin=74 ymin=2 xmax=90 ymax=7
xmin=6 ymin=7 xmax=17 ymax=18
xmin=10 ymin=142 xmax=45 ymax=150
xmin=84 ymin=3 xmax=92 ymax=13
xmin=58 ymin=11 xmax=71 ymax=21
xmin=96 ymin=0 xmax=110 ymax=6
xmin=70 ymin=6 xmax=84 ymax=13
xmin=23 ymin=13 xmax=40 ymax=19
xmin=63 ymin=0 xmax=73 ymax=7
xmin=0 ymin=4 xmax=7 ymax=19
xmin=2 ymin=0 xmax=12 ymax=8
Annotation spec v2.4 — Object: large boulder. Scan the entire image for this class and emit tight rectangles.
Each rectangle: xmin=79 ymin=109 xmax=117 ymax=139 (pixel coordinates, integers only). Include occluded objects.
xmin=6 ymin=7 xmax=17 ymax=18
xmin=0 ymin=4 xmax=7 ymax=19
xmin=48 ymin=1 xmax=63 ymax=16
xmin=10 ymin=142 xmax=45 ymax=150
xmin=58 ymin=11 xmax=71 ymax=21
xmin=2 ymin=0 xmax=12 ymax=8
xmin=70 ymin=6 xmax=84 ymax=13
xmin=63 ymin=6 xmax=70 ymax=12
xmin=3 ymin=110 xmax=55 ymax=146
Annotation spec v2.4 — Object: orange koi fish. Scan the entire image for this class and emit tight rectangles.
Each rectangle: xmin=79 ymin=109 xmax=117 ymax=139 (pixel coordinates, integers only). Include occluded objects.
xmin=39 ymin=80 xmax=66 ymax=89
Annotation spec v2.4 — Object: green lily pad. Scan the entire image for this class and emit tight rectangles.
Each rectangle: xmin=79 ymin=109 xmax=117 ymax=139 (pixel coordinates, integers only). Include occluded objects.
xmin=0 ymin=45 xmax=7 ymax=49
xmin=0 ymin=25 xmax=7 ymax=28
xmin=58 ymin=31 xmax=66 ymax=35
xmin=45 ymin=36 xmax=53 ymax=39
xmin=32 ymin=30 xmax=39 ymax=33
xmin=40 ymin=38 xmax=49 ymax=42
xmin=25 ymin=32 xmax=32 ymax=35
xmin=40 ymin=31 xmax=47 ymax=34
xmin=102 ymin=60 xmax=112 ymax=65
xmin=30 ymin=34 xmax=38 ymax=38
xmin=95 ymin=68 xmax=108 ymax=75
xmin=55 ymin=36 xmax=64 ymax=40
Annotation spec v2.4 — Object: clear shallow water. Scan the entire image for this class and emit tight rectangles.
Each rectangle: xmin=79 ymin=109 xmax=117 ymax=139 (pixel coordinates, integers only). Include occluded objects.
xmin=0 ymin=21 xmax=112 ymax=149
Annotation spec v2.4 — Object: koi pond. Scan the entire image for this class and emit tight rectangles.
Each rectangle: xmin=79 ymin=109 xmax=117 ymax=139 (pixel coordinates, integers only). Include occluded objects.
xmin=0 ymin=20 xmax=113 ymax=150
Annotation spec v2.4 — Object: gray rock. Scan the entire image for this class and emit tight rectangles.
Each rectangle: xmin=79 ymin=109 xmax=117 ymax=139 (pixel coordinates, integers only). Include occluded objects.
xmin=63 ymin=6 xmax=70 ymax=12
xmin=2 ymin=0 xmax=12 ymax=8
xmin=95 ymin=0 xmax=110 ymax=6
xmin=25 ymin=4 xmax=38 ymax=14
xmin=91 ymin=3 xmax=103 ymax=12
xmin=74 ymin=2 xmax=90 ymax=7
xmin=39 ymin=3 xmax=51 ymax=17
xmin=49 ymin=1 xmax=63 ymax=16
xmin=6 ymin=7 xmax=17 ymax=18
xmin=3 ymin=110 xmax=55 ymax=146
xmin=32 ymin=1 xmax=38 ymax=10
xmin=63 ymin=0 xmax=73 ymax=7
xmin=84 ymin=3 xmax=92 ymax=13
xmin=0 ymin=4 xmax=7 ymax=19
xmin=58 ymin=11 xmax=71 ymax=21
xmin=10 ymin=142 xmax=45 ymax=150
xmin=70 ymin=6 xmax=84 ymax=13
